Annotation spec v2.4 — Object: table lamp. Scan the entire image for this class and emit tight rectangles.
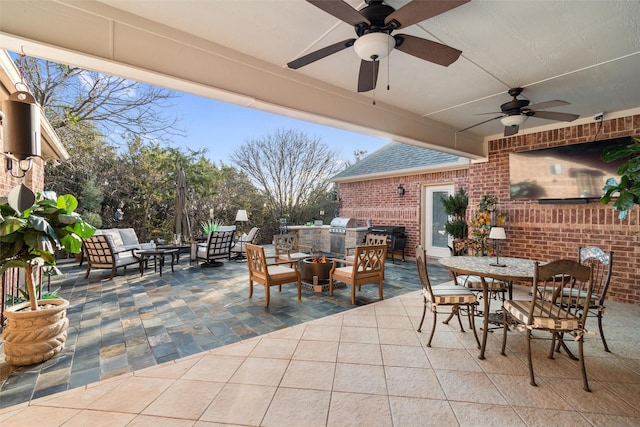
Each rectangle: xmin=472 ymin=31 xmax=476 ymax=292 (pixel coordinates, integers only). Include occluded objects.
xmin=489 ymin=226 xmax=506 ymax=267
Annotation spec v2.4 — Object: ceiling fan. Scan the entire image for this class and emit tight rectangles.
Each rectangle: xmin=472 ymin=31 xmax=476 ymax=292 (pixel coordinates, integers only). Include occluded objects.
xmin=287 ymin=0 xmax=468 ymax=93
xmin=460 ymin=87 xmax=580 ymax=137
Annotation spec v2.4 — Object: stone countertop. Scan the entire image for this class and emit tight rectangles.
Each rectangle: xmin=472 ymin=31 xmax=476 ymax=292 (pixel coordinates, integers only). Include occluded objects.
xmin=287 ymin=225 xmax=369 ymax=231
xmin=287 ymin=225 xmax=329 ymax=230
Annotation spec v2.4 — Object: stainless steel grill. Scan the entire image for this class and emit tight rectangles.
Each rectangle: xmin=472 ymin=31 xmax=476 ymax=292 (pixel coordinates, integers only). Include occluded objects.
xmin=329 ymin=217 xmax=356 ymax=253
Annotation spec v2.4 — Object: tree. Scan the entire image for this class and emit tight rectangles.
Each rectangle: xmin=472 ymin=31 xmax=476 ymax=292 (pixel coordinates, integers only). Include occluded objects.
xmin=230 ymin=129 xmax=341 ymax=225
xmin=16 ymin=54 xmax=184 ymax=145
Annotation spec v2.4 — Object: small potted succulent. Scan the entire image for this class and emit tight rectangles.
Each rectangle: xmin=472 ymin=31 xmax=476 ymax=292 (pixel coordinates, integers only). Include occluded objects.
xmin=0 ymin=191 xmax=95 ymax=366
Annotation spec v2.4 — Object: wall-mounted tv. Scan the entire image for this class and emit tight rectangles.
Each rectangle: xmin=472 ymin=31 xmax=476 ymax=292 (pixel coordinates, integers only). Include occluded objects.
xmin=509 ymin=137 xmax=631 ymax=201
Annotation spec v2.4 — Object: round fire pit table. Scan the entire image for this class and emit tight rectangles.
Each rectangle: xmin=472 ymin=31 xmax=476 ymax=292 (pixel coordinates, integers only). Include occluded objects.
xmin=298 ymin=256 xmax=344 ymax=293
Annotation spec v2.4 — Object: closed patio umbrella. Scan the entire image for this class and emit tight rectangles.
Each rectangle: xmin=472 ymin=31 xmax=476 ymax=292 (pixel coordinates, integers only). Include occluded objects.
xmin=175 ymin=168 xmax=192 ymax=243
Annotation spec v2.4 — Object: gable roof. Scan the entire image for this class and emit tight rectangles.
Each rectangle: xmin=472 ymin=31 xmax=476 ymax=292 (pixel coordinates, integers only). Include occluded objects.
xmin=332 ymin=142 xmax=467 ymax=183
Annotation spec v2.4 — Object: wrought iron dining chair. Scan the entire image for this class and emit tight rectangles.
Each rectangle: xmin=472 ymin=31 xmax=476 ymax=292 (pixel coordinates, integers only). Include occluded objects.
xmin=245 ymin=243 xmax=301 ymax=307
xmin=501 ymin=259 xmax=594 ymax=391
xmin=577 ymin=246 xmax=613 ymax=352
xmin=451 ymin=239 xmax=508 ymax=316
xmin=416 ymin=246 xmax=480 ymax=348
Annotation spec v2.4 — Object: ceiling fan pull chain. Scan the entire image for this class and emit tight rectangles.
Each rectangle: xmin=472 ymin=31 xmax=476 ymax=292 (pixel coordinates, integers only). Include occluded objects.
xmin=372 ymin=62 xmax=377 ymax=105
xmin=387 ymin=39 xmax=391 ymax=91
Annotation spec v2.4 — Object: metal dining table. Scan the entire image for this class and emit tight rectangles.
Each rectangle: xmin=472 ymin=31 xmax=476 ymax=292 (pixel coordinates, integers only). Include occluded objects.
xmin=438 ymin=256 xmax=541 ymax=360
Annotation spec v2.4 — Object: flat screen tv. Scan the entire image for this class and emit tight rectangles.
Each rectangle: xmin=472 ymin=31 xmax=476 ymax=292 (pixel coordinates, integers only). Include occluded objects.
xmin=509 ymin=137 xmax=631 ymax=201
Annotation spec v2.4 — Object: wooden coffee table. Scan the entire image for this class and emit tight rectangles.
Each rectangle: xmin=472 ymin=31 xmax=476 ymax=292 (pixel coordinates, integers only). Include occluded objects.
xmin=137 ymin=248 xmax=179 ymax=277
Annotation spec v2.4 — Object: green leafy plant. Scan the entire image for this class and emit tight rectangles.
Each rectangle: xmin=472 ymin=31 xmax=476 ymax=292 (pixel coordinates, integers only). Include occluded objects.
xmin=201 ymin=219 xmax=221 ymax=235
xmin=601 ymin=137 xmax=640 ymax=219
xmin=441 ymin=188 xmax=469 ymax=240
xmin=469 ymin=194 xmax=507 ymax=256
xmin=0 ymin=192 xmax=96 ymax=311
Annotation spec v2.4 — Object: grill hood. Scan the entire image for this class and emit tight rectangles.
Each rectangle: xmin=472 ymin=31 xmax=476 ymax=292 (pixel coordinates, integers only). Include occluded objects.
xmin=330 ymin=217 xmax=356 ymax=229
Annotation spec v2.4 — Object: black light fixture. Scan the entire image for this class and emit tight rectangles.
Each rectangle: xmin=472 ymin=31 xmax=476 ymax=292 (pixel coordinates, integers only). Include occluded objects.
xmin=397 ymin=184 xmax=405 ymax=196
xmin=3 ymin=72 xmax=41 ymax=177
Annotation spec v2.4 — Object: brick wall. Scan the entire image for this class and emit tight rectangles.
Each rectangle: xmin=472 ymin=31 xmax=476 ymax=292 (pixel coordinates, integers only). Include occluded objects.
xmin=338 ymin=113 xmax=640 ymax=305
xmin=338 ymin=168 xmax=469 ymax=262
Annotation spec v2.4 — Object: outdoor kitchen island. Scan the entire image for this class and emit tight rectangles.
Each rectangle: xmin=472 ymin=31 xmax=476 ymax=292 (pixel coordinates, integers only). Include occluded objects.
xmin=287 ymin=220 xmax=368 ymax=292
xmin=287 ymin=221 xmax=368 ymax=256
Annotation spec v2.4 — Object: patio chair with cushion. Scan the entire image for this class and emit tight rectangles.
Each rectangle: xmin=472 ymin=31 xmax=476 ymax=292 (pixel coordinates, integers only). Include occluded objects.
xmin=245 ymin=243 xmax=301 ymax=307
xmin=329 ymin=244 xmax=386 ymax=305
xmin=82 ymin=234 xmax=141 ymax=279
xmin=501 ymin=259 xmax=594 ymax=391
xmin=577 ymin=246 xmax=613 ymax=352
xmin=274 ymin=233 xmax=312 ymax=263
xmin=196 ymin=230 xmax=235 ymax=267
xmin=345 ymin=233 xmax=387 ymax=262
xmin=451 ymin=238 xmax=508 ymax=311
xmin=416 ymin=245 xmax=480 ymax=348
xmin=230 ymin=227 xmax=260 ymax=260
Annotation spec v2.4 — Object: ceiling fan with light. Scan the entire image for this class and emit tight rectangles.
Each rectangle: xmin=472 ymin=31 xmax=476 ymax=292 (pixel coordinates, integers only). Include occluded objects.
xmin=460 ymin=87 xmax=580 ymax=136
xmin=287 ymin=0 xmax=468 ymax=93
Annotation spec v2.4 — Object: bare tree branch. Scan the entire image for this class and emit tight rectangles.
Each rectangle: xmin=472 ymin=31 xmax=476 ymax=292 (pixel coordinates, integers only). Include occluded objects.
xmin=230 ymin=129 xmax=341 ymax=223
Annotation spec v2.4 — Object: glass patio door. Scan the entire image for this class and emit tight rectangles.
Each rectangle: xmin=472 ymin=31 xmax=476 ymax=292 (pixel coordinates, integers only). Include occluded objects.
xmin=424 ymin=185 xmax=454 ymax=258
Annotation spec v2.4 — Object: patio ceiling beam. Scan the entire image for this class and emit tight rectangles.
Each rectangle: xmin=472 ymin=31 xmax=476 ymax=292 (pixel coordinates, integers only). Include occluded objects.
xmin=0 ymin=0 xmax=484 ymax=158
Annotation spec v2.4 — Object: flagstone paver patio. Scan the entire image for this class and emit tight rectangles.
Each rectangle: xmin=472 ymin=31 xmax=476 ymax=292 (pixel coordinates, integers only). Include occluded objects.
xmin=1 ymin=249 xmax=440 ymax=409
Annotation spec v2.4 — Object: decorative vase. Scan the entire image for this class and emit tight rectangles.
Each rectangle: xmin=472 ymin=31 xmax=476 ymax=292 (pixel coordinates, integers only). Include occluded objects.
xmin=2 ymin=299 xmax=70 ymax=366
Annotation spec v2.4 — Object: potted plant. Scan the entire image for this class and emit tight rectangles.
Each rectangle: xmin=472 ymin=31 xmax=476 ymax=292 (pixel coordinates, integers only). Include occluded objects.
xmin=0 ymin=191 xmax=96 ymax=366
xmin=441 ymin=188 xmax=469 ymax=255
xmin=601 ymin=137 xmax=640 ymax=219
xmin=201 ymin=219 xmax=221 ymax=236
xmin=469 ymin=194 xmax=507 ymax=256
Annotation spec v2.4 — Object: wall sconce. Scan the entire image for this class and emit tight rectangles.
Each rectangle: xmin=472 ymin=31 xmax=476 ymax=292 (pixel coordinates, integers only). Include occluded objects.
xmin=3 ymin=90 xmax=41 ymax=177
xmin=397 ymin=184 xmax=405 ymax=196
xmin=6 ymin=156 xmax=34 ymax=178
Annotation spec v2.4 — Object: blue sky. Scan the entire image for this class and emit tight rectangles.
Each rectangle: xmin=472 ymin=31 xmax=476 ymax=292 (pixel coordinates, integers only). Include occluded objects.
xmin=171 ymin=92 xmax=389 ymax=166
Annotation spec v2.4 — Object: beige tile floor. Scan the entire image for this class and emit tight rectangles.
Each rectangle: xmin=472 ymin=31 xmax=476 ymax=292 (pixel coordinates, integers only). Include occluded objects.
xmin=1 ymin=285 xmax=639 ymax=427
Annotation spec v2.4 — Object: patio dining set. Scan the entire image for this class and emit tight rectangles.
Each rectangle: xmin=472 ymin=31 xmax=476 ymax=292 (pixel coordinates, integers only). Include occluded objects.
xmin=79 ymin=225 xmax=613 ymax=393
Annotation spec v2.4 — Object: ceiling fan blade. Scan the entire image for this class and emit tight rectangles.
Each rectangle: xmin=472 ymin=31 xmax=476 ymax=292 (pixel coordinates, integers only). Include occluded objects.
xmin=527 ymin=100 xmax=570 ymax=110
xmin=532 ymin=110 xmax=580 ymax=122
xmin=458 ymin=115 xmax=503 ymax=133
xmin=357 ymin=60 xmax=379 ymax=93
xmin=504 ymin=125 xmax=519 ymax=137
xmin=394 ymin=34 xmax=461 ymax=66
xmin=385 ymin=0 xmax=470 ymax=29
xmin=287 ymin=39 xmax=356 ymax=69
xmin=307 ymin=0 xmax=370 ymax=26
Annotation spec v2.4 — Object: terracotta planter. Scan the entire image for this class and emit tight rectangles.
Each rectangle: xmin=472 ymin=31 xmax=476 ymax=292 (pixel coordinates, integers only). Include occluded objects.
xmin=2 ymin=299 xmax=70 ymax=366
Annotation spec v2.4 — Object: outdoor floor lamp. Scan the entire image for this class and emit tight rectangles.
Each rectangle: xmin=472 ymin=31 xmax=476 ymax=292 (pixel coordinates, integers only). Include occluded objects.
xmin=235 ymin=209 xmax=248 ymax=234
